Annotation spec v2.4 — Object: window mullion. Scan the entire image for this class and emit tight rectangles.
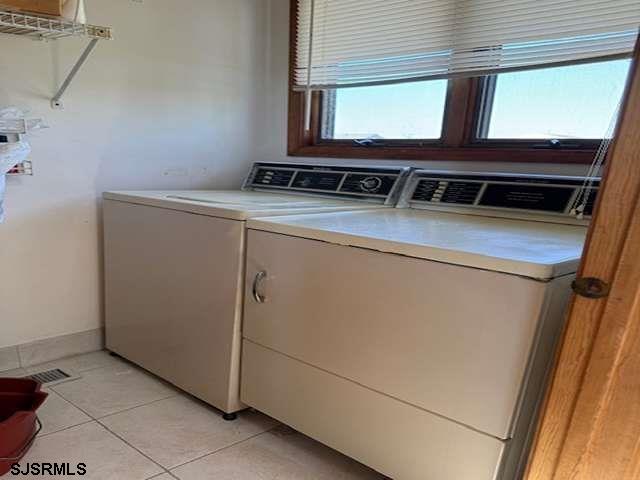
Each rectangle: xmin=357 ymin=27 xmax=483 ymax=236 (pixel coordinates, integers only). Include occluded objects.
xmin=309 ymin=91 xmax=323 ymax=144
xmin=475 ymin=76 xmax=497 ymax=140
xmin=441 ymin=78 xmax=477 ymax=148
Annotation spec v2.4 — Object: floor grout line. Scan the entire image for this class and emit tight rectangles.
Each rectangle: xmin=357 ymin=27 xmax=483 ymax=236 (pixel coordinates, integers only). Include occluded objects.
xmin=48 ymin=364 xmax=180 ymax=421
xmin=27 ymin=352 xmax=279 ymax=479
xmin=39 ymin=357 xmax=267 ymax=477
xmin=44 ymin=381 xmax=173 ymax=476
xmin=37 ymin=419 xmax=95 ymax=438
xmin=148 ymin=474 xmax=177 ymax=480
xmin=54 ymin=371 xmax=282 ymax=471
xmin=34 ymin=388 xmax=95 ymax=439
xmin=45 ymin=362 xmax=124 ymax=376
xmin=28 ymin=359 xmax=119 ymax=375
xmin=168 ymin=424 xmax=282 ymax=472
xmin=31 ymin=350 xmax=165 ymax=377
xmin=50 ymin=382 xmax=177 ymax=422
xmin=96 ymin=419 xmax=172 ymax=476
xmin=20 ymin=349 xmax=106 ymax=371
xmin=31 ymin=350 xmax=142 ymax=378
xmin=46 ymin=364 xmax=134 ymax=383
xmin=96 ymin=393 xmax=180 ymax=420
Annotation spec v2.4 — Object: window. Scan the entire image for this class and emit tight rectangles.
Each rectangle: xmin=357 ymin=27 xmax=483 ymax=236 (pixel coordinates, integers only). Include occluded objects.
xmin=300 ymin=59 xmax=631 ymax=160
xmin=323 ymin=80 xmax=448 ymax=141
xmin=288 ymin=0 xmax=639 ymax=163
xmin=479 ymin=60 xmax=632 ymax=140
xmin=318 ymin=59 xmax=631 ymax=146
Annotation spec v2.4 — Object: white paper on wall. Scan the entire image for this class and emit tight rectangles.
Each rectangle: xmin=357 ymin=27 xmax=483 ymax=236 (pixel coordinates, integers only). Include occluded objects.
xmin=0 ymin=107 xmax=46 ymax=223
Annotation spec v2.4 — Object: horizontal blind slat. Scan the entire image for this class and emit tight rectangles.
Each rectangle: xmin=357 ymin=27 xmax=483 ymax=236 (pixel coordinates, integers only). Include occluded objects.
xmin=295 ymin=0 xmax=640 ymax=88
xmin=296 ymin=29 xmax=635 ymax=69
xmin=298 ymin=10 xmax=636 ymax=52
xmin=298 ymin=0 xmax=637 ymax=36
xmin=295 ymin=37 xmax=632 ymax=83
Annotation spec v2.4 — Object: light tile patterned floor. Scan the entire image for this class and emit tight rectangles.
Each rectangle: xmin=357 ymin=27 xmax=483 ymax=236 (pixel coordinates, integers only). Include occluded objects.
xmin=1 ymin=351 xmax=388 ymax=479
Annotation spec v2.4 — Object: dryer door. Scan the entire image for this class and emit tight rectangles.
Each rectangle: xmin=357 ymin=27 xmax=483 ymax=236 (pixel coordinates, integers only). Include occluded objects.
xmin=243 ymin=229 xmax=563 ymax=439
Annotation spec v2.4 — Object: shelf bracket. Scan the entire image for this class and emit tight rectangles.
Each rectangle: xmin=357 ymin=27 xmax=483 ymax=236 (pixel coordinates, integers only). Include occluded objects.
xmin=51 ymin=38 xmax=99 ymax=109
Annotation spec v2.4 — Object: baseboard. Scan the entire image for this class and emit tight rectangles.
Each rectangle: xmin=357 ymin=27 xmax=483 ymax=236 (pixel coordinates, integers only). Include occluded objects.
xmin=0 ymin=346 xmax=20 ymax=372
xmin=0 ymin=328 xmax=105 ymax=370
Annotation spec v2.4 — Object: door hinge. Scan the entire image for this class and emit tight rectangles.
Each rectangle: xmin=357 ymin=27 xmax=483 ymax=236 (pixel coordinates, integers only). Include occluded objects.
xmin=572 ymin=277 xmax=611 ymax=299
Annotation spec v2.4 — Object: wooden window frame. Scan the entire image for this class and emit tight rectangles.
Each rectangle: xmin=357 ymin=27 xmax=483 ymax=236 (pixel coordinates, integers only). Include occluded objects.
xmin=287 ymin=0 xmax=602 ymax=164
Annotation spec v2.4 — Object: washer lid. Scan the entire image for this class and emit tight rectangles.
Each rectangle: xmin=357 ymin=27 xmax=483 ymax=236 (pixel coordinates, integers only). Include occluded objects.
xmin=247 ymin=209 xmax=588 ymax=280
xmin=103 ymin=191 xmax=386 ymax=220
xmin=103 ymin=163 xmax=411 ymax=220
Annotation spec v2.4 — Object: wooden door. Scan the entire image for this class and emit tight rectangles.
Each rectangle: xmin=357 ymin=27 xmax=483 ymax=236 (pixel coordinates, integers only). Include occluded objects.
xmin=525 ymin=39 xmax=640 ymax=480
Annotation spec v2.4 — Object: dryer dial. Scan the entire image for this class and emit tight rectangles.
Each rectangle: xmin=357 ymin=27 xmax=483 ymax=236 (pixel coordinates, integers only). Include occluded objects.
xmin=360 ymin=176 xmax=383 ymax=192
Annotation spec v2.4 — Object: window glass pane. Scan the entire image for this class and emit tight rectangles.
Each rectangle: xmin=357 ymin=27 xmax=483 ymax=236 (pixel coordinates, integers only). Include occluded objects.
xmin=323 ymin=80 xmax=448 ymax=140
xmin=483 ymin=60 xmax=631 ymax=140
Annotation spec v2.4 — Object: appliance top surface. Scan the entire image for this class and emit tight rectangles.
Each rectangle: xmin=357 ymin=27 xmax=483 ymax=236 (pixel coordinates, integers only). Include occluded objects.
xmin=247 ymin=208 xmax=588 ymax=280
xmin=103 ymin=162 xmax=410 ymax=220
xmin=103 ymin=190 xmax=388 ymax=220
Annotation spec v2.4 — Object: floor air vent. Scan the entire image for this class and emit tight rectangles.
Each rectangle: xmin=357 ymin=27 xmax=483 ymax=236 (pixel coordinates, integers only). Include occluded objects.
xmin=26 ymin=369 xmax=71 ymax=385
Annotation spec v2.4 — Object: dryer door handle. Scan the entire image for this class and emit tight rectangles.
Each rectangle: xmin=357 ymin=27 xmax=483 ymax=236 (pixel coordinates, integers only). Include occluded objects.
xmin=252 ymin=270 xmax=267 ymax=304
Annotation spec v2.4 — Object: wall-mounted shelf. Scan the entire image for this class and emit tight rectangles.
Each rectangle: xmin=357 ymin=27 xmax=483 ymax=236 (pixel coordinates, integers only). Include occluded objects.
xmin=0 ymin=10 xmax=113 ymax=109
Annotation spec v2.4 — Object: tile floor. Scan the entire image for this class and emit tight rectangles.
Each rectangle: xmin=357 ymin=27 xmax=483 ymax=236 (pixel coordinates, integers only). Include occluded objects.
xmin=1 ymin=351 xmax=388 ymax=479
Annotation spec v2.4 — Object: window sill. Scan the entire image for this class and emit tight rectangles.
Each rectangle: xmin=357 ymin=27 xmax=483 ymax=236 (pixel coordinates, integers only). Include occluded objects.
xmin=287 ymin=144 xmax=597 ymax=164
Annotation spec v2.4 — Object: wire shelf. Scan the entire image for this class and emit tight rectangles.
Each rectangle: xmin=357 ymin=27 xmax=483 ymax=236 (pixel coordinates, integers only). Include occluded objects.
xmin=6 ymin=160 xmax=33 ymax=176
xmin=0 ymin=10 xmax=111 ymax=39
xmin=0 ymin=9 xmax=112 ymax=107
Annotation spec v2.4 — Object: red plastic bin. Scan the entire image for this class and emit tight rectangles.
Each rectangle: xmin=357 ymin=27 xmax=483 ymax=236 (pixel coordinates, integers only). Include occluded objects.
xmin=0 ymin=378 xmax=48 ymax=476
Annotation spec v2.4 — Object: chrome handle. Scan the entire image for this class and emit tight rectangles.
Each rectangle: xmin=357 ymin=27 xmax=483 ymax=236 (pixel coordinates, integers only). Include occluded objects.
xmin=252 ymin=270 xmax=267 ymax=304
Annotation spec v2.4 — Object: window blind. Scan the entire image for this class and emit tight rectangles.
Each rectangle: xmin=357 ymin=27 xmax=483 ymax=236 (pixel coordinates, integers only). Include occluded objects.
xmin=294 ymin=0 xmax=640 ymax=90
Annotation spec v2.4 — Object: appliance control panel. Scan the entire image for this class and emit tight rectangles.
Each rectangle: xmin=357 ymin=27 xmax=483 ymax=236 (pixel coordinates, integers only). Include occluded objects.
xmin=400 ymin=170 xmax=600 ymax=221
xmin=243 ymin=163 xmax=411 ymax=205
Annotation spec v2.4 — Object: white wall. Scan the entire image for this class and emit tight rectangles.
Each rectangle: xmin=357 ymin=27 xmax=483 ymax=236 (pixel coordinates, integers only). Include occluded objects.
xmin=0 ymin=0 xmax=268 ymax=348
xmin=257 ymin=0 xmax=591 ymax=177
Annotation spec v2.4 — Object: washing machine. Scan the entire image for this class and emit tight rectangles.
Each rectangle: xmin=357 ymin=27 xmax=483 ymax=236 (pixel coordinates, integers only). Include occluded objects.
xmin=103 ymin=162 xmax=410 ymax=418
xmin=240 ymin=170 xmax=600 ymax=478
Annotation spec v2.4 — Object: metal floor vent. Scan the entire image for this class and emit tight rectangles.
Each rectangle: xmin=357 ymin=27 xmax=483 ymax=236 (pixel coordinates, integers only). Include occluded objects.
xmin=26 ymin=368 xmax=71 ymax=385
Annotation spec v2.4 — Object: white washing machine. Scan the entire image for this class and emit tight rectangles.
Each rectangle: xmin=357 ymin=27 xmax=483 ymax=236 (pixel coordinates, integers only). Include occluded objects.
xmin=240 ymin=170 xmax=600 ymax=479
xmin=103 ymin=162 xmax=410 ymax=419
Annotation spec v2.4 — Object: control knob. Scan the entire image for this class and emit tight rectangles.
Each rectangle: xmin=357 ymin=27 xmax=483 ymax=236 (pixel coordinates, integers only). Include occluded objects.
xmin=359 ymin=176 xmax=383 ymax=192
